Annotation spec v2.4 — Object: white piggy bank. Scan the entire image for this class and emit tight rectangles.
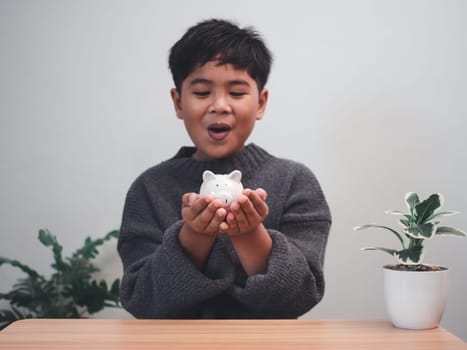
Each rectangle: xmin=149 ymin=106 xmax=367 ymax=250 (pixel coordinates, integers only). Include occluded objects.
xmin=199 ymin=170 xmax=244 ymax=206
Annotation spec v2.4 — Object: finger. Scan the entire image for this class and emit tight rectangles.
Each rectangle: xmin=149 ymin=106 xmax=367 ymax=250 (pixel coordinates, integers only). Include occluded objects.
xmin=182 ymin=194 xmax=211 ymax=222
xmin=225 ymin=212 xmax=238 ymax=234
xmin=203 ymin=207 xmax=227 ymax=234
xmin=255 ymin=188 xmax=267 ymax=201
xmin=181 ymin=194 xmax=198 ymax=223
xmin=231 ymin=195 xmax=252 ymax=232
xmin=192 ymin=198 xmax=224 ymax=232
xmin=182 ymin=193 xmax=196 ymax=207
xmin=193 ymin=195 xmax=214 ymax=208
xmin=244 ymin=190 xmax=269 ymax=218
xmin=243 ymin=188 xmax=267 ymax=201
xmin=219 ymin=220 xmax=230 ymax=234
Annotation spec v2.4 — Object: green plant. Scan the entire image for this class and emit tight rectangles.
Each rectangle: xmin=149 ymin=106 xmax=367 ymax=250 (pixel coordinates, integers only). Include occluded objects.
xmin=354 ymin=192 xmax=466 ymax=268
xmin=0 ymin=229 xmax=120 ymax=329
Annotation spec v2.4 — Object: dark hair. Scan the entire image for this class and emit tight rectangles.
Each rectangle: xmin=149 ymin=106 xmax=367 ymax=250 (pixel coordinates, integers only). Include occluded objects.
xmin=169 ymin=19 xmax=272 ymax=93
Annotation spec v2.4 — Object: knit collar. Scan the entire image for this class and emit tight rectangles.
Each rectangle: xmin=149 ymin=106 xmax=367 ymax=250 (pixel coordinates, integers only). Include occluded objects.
xmin=169 ymin=143 xmax=272 ymax=180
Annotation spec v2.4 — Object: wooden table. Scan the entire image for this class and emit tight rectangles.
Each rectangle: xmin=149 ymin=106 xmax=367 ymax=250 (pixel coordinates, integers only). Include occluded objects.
xmin=0 ymin=319 xmax=465 ymax=349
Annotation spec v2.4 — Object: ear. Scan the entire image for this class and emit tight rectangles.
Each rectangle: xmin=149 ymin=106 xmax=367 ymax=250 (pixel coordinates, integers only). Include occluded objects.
xmin=202 ymin=170 xmax=216 ymax=182
xmin=170 ymin=88 xmax=183 ymax=119
xmin=256 ymin=89 xmax=269 ymax=121
xmin=228 ymin=170 xmax=242 ymax=183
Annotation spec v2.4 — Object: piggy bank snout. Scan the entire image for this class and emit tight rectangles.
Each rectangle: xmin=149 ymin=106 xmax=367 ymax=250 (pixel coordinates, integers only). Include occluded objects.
xmin=213 ymin=191 xmax=234 ymax=205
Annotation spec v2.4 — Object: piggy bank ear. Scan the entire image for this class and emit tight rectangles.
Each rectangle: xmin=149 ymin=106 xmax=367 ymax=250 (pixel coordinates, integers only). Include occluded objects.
xmin=202 ymin=170 xmax=216 ymax=182
xmin=228 ymin=170 xmax=242 ymax=183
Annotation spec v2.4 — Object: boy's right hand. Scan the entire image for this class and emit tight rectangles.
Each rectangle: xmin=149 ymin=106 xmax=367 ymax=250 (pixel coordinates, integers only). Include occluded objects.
xmin=181 ymin=193 xmax=228 ymax=236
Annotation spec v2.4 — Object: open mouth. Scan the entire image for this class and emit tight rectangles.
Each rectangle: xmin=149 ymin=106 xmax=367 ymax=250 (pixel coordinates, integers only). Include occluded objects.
xmin=208 ymin=123 xmax=232 ymax=140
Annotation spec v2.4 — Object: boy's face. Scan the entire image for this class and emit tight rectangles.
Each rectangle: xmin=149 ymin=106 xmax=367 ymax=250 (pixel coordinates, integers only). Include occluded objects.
xmin=171 ymin=61 xmax=268 ymax=160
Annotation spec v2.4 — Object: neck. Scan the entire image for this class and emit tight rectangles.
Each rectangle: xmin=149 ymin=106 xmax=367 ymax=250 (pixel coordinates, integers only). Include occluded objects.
xmin=171 ymin=143 xmax=271 ymax=179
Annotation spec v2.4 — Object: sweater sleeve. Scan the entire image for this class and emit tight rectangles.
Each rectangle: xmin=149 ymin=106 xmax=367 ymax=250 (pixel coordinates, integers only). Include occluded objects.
xmin=117 ymin=178 xmax=232 ymax=318
xmin=228 ymin=166 xmax=331 ymax=318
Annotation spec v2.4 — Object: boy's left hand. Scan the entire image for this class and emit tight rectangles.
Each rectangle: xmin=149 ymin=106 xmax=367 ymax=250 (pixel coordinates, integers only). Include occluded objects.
xmin=221 ymin=188 xmax=269 ymax=236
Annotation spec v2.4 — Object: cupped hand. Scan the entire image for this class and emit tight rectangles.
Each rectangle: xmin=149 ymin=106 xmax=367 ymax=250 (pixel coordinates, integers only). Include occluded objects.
xmin=181 ymin=193 xmax=227 ymax=236
xmin=222 ymin=188 xmax=269 ymax=236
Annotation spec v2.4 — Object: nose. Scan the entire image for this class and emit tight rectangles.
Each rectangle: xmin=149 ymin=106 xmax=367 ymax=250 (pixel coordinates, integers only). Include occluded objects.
xmin=209 ymin=93 xmax=232 ymax=114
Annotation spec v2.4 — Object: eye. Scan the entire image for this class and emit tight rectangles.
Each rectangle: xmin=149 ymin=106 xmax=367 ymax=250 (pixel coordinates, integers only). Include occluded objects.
xmin=193 ymin=91 xmax=210 ymax=97
xmin=230 ymin=92 xmax=246 ymax=97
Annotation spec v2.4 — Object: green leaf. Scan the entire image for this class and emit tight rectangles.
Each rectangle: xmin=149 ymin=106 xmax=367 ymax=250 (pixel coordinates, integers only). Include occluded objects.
xmin=361 ymin=247 xmax=399 ymax=257
xmin=38 ymin=229 xmax=55 ymax=246
xmin=435 ymin=226 xmax=467 ymax=237
xmin=385 ymin=210 xmax=406 ymax=216
xmin=387 ymin=211 xmax=414 ymax=223
xmin=394 ymin=245 xmax=424 ymax=265
xmin=1 ymin=228 xmax=120 ymax=320
xmin=110 ymin=279 xmax=120 ymax=299
xmin=403 ymin=223 xmax=436 ymax=239
xmin=2 ymin=277 xmax=53 ymax=315
xmin=105 ymin=230 xmax=120 ymax=240
xmin=425 ymin=211 xmax=459 ymax=222
xmin=72 ymin=279 xmax=111 ymax=314
xmin=405 ymin=192 xmax=420 ymax=212
xmin=0 ymin=257 xmax=42 ymax=279
xmin=354 ymin=224 xmax=405 ymax=248
xmin=38 ymin=229 xmax=68 ymax=271
xmin=414 ymin=193 xmax=442 ymax=224
xmin=73 ymin=230 xmax=120 ymax=260
xmin=399 ymin=218 xmax=410 ymax=227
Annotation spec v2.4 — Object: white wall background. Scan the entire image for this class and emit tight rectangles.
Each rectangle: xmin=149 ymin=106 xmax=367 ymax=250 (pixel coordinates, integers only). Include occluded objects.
xmin=1 ymin=0 xmax=466 ymax=341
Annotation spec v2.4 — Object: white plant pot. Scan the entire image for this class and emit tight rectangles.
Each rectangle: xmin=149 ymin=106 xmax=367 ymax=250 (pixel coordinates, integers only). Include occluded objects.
xmin=383 ymin=266 xmax=449 ymax=330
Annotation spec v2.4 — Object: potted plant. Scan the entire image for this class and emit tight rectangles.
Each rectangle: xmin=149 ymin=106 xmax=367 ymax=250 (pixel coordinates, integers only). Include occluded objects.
xmin=0 ymin=229 xmax=121 ymax=330
xmin=354 ymin=192 xmax=466 ymax=329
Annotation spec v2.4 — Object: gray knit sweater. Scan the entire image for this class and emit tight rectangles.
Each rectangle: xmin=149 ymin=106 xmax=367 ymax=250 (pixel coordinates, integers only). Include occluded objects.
xmin=118 ymin=143 xmax=331 ymax=319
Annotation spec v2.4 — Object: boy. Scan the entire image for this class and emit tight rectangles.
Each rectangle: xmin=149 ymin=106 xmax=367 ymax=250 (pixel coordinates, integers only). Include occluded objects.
xmin=118 ymin=19 xmax=331 ymax=318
